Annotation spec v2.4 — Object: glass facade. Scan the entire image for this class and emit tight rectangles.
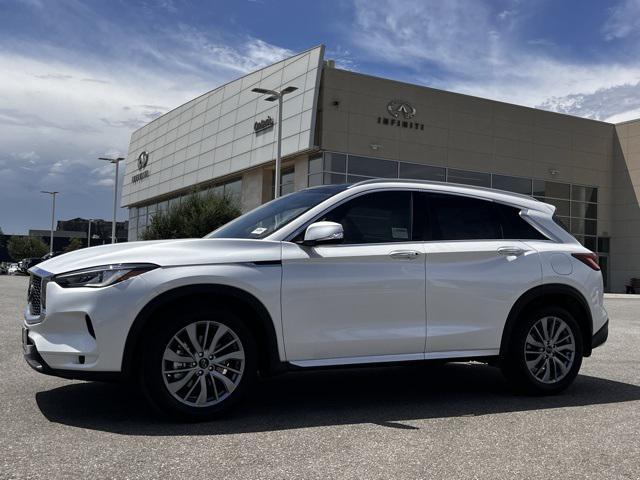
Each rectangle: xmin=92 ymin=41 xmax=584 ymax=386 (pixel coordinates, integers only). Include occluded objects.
xmin=309 ymin=151 xmax=600 ymax=253
xmin=128 ymin=177 xmax=242 ymax=241
xmin=280 ymin=166 xmax=296 ymax=196
xmin=267 ymin=165 xmax=297 ymax=199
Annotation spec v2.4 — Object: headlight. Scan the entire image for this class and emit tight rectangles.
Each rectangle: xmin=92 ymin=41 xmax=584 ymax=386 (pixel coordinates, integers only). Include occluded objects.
xmin=52 ymin=263 xmax=158 ymax=288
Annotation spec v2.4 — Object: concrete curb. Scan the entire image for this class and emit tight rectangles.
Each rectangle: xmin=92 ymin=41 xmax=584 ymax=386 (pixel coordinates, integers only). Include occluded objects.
xmin=604 ymin=293 xmax=640 ymax=299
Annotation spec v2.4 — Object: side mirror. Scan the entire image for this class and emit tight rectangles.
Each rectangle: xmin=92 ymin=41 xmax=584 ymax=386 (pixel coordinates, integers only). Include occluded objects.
xmin=303 ymin=221 xmax=344 ymax=246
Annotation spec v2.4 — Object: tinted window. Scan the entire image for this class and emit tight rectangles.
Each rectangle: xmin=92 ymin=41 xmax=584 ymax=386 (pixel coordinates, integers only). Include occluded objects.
xmin=571 ymin=185 xmax=597 ymax=203
xmin=494 ymin=203 xmax=547 ymax=240
xmin=447 ymin=169 xmax=491 ymax=187
xmin=533 ymin=180 xmax=570 ymax=199
xmin=321 ymin=191 xmax=412 ymax=244
xmin=348 ymin=156 xmax=398 ymax=178
xmin=427 ymin=193 xmax=500 ymax=240
xmin=323 ymin=152 xmax=347 ymax=172
xmin=399 ymin=162 xmax=446 ymax=182
xmin=492 ymin=175 xmax=532 ymax=195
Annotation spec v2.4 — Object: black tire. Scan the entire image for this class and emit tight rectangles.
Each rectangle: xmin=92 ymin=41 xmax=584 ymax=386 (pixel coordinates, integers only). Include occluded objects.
xmin=501 ymin=306 xmax=583 ymax=395
xmin=139 ymin=306 xmax=257 ymax=421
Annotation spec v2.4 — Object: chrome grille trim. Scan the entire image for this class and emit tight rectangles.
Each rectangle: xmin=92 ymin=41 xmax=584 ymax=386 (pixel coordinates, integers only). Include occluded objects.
xmin=28 ymin=274 xmax=42 ymax=316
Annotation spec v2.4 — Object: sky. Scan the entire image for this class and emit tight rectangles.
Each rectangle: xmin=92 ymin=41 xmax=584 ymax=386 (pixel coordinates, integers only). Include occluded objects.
xmin=1 ymin=0 xmax=640 ymax=234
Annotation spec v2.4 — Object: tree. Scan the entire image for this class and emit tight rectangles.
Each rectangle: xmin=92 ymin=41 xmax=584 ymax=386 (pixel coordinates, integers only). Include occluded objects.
xmin=7 ymin=236 xmax=49 ymax=260
xmin=142 ymin=190 xmax=241 ymax=240
xmin=64 ymin=237 xmax=83 ymax=252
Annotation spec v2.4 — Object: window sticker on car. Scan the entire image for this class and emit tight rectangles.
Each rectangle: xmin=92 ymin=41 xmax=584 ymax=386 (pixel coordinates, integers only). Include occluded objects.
xmin=251 ymin=227 xmax=268 ymax=235
xmin=391 ymin=227 xmax=409 ymax=239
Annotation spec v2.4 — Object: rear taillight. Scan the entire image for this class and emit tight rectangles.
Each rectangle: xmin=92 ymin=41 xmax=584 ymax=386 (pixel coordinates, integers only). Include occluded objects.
xmin=572 ymin=252 xmax=600 ymax=271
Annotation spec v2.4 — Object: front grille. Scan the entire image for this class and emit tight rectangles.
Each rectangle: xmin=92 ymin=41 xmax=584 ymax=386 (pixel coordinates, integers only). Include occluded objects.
xmin=28 ymin=275 xmax=42 ymax=316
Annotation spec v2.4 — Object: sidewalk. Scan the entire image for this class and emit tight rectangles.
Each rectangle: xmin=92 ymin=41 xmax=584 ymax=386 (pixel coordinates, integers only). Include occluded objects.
xmin=604 ymin=293 xmax=640 ymax=299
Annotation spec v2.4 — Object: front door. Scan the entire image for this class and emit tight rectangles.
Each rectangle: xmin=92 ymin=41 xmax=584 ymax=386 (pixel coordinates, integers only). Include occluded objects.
xmin=281 ymin=190 xmax=427 ymax=365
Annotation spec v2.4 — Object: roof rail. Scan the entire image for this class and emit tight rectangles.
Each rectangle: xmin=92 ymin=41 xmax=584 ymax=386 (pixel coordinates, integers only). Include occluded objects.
xmin=349 ymin=177 xmax=540 ymax=202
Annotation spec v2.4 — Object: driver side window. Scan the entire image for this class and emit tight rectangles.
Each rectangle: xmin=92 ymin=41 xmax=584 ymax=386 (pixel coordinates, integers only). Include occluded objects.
xmin=319 ymin=191 xmax=412 ymax=244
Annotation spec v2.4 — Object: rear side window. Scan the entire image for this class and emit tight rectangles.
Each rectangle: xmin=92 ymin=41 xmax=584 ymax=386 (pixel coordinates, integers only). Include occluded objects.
xmin=494 ymin=203 xmax=547 ymax=240
xmin=426 ymin=193 xmax=501 ymax=240
xmin=420 ymin=193 xmax=547 ymax=241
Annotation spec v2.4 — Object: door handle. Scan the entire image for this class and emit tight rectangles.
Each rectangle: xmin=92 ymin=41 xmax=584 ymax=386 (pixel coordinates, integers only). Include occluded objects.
xmin=389 ymin=250 xmax=422 ymax=260
xmin=497 ymin=246 xmax=525 ymax=256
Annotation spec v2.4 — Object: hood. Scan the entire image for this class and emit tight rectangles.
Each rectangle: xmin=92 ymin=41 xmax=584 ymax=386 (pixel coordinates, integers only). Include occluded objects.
xmin=33 ymin=238 xmax=282 ymax=275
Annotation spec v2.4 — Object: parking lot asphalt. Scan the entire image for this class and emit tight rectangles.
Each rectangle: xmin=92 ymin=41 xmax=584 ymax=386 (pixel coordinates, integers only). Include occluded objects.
xmin=0 ymin=274 xmax=639 ymax=480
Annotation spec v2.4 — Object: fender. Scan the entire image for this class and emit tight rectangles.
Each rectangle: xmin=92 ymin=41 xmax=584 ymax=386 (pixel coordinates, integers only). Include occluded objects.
xmin=120 ymin=284 xmax=283 ymax=379
xmin=499 ymin=283 xmax=594 ymax=358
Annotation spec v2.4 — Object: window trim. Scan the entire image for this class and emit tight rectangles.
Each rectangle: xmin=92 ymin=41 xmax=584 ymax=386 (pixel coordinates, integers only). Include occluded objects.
xmin=286 ymin=187 xmax=552 ymax=245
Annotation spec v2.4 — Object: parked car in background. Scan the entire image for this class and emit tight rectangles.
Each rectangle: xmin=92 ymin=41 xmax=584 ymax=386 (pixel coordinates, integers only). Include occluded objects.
xmin=40 ymin=252 xmax=63 ymax=261
xmin=19 ymin=257 xmax=42 ymax=274
xmin=0 ymin=264 xmax=7 ymax=275
xmin=22 ymin=180 xmax=608 ymax=421
xmin=8 ymin=263 xmax=20 ymax=275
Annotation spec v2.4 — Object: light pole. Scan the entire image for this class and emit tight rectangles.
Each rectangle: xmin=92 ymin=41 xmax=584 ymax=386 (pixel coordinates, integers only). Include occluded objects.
xmin=98 ymin=156 xmax=124 ymax=243
xmin=87 ymin=219 xmax=93 ymax=248
xmin=41 ymin=191 xmax=58 ymax=254
xmin=251 ymin=86 xmax=298 ymax=198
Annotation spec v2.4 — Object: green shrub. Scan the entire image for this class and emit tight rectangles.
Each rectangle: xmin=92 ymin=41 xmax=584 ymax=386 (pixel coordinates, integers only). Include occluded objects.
xmin=7 ymin=236 xmax=49 ymax=260
xmin=141 ymin=190 xmax=241 ymax=240
xmin=64 ymin=237 xmax=83 ymax=252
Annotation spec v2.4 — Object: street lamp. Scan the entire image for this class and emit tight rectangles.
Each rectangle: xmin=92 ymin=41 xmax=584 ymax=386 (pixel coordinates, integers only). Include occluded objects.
xmin=98 ymin=156 xmax=124 ymax=243
xmin=87 ymin=218 xmax=94 ymax=248
xmin=251 ymin=86 xmax=298 ymax=198
xmin=40 ymin=191 xmax=58 ymax=254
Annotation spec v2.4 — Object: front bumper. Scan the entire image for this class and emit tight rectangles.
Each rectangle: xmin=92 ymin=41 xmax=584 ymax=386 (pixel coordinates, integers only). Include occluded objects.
xmin=591 ymin=319 xmax=609 ymax=350
xmin=22 ymin=271 xmax=152 ymax=373
xmin=22 ymin=326 xmax=122 ymax=382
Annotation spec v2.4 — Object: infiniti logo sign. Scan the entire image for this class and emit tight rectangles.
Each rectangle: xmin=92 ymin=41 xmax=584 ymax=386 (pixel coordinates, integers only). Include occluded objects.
xmin=132 ymin=150 xmax=150 ymax=183
xmin=377 ymin=99 xmax=424 ymax=131
xmin=137 ymin=151 xmax=149 ymax=171
xmin=387 ymin=100 xmax=416 ymax=119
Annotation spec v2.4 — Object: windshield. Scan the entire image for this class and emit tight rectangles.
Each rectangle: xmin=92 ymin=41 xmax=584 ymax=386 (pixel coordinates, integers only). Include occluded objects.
xmin=207 ymin=185 xmax=348 ymax=239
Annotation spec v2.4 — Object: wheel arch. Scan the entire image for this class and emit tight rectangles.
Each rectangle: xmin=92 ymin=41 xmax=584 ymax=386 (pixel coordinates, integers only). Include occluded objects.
xmin=121 ymin=284 xmax=284 ymax=379
xmin=500 ymin=283 xmax=594 ymax=359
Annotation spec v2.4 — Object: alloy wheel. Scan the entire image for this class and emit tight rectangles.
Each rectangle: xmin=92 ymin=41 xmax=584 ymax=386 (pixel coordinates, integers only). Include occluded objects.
xmin=524 ymin=316 xmax=575 ymax=384
xmin=162 ymin=321 xmax=245 ymax=407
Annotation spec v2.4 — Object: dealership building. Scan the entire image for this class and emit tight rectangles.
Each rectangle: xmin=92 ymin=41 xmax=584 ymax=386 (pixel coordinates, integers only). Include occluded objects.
xmin=122 ymin=45 xmax=640 ymax=293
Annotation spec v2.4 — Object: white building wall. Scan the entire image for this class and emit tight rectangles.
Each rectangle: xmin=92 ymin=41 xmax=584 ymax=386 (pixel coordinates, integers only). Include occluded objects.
xmin=121 ymin=45 xmax=325 ymax=208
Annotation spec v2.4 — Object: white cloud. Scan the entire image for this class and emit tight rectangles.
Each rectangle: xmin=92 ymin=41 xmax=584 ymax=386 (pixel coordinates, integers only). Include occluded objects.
xmin=350 ymin=0 xmax=640 ymax=121
xmin=326 ymin=45 xmax=357 ymax=71
xmin=0 ymin=11 xmax=292 ymax=232
xmin=14 ymin=151 xmax=40 ymax=162
xmin=163 ymin=25 xmax=293 ymax=76
xmin=603 ymin=0 xmax=640 ymax=41
xmin=537 ymin=81 xmax=640 ymax=122
xmin=351 ymin=0 xmax=505 ymax=76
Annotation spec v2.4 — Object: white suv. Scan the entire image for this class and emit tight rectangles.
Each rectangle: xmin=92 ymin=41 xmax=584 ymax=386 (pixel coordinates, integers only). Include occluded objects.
xmin=23 ymin=180 xmax=608 ymax=420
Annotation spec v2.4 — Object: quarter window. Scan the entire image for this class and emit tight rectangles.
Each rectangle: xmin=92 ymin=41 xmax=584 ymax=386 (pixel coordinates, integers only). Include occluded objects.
xmin=321 ymin=191 xmax=412 ymax=244
xmin=494 ymin=203 xmax=547 ymax=240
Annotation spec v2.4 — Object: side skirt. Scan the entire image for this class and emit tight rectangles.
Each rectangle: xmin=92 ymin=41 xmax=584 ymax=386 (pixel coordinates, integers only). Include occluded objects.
xmin=288 ymin=349 xmax=499 ymax=368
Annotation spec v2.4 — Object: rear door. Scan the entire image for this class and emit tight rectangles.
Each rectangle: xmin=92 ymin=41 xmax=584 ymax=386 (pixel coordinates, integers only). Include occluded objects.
xmin=418 ymin=193 xmax=543 ymax=356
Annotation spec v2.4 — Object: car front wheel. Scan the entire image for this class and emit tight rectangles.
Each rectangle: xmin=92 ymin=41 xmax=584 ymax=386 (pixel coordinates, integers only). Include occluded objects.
xmin=140 ymin=307 xmax=256 ymax=421
xmin=502 ymin=306 xmax=583 ymax=394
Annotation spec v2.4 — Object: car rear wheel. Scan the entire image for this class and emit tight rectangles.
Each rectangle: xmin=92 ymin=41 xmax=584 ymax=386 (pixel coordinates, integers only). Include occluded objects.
xmin=502 ymin=306 xmax=583 ymax=394
xmin=140 ymin=307 xmax=256 ymax=421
